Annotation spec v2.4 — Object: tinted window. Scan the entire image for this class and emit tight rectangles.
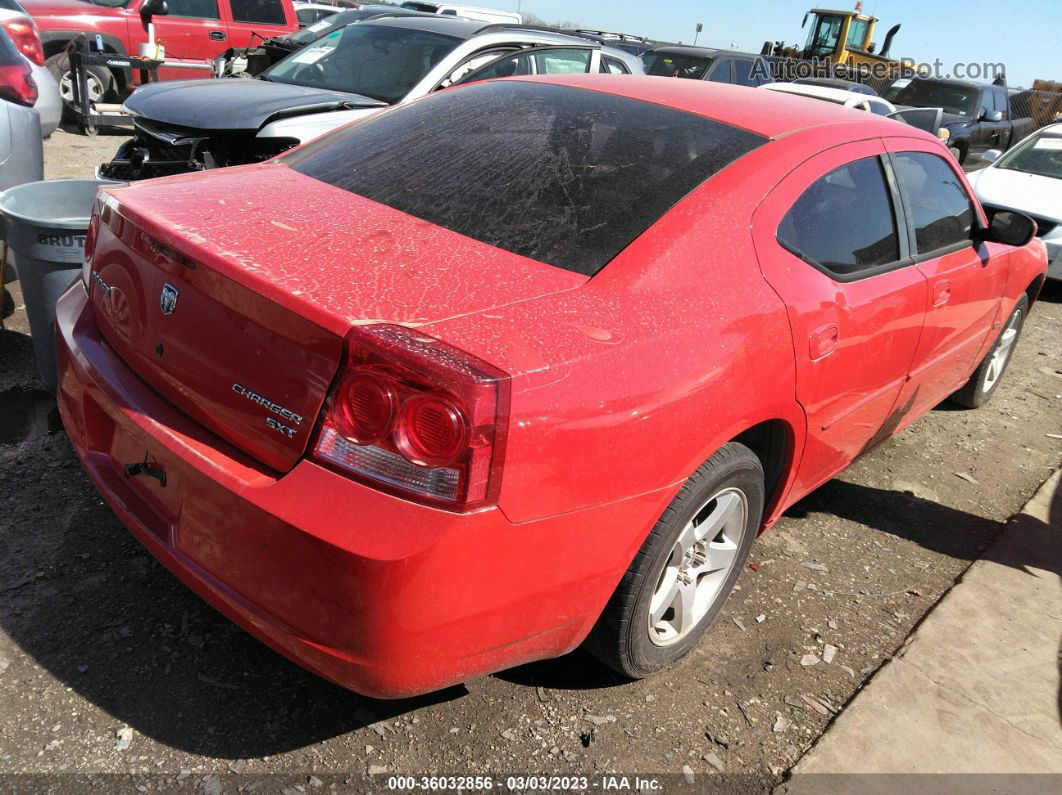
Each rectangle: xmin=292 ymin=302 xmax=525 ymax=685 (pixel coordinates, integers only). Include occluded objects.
xmin=992 ymin=88 xmax=1009 ymax=118
xmin=881 ymin=80 xmax=978 ymax=118
xmin=752 ymin=58 xmax=773 ymax=85
xmin=231 ymin=0 xmax=286 ymax=25
xmin=601 ymin=56 xmax=630 ymax=74
xmin=706 ymin=59 xmax=732 ymax=83
xmin=166 ymin=0 xmax=219 ymax=20
xmin=732 ymin=58 xmax=754 ymax=86
xmin=778 ymin=156 xmax=900 ymax=276
xmin=267 ymin=25 xmax=461 ymax=103
xmin=978 ymin=89 xmax=993 ymax=119
xmin=285 ymin=81 xmax=767 ymax=276
xmin=642 ymin=51 xmax=713 ymax=79
xmin=891 ymin=152 xmax=975 ymax=254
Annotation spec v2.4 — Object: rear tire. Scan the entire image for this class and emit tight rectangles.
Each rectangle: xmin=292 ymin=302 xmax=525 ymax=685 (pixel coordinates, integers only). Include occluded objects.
xmin=585 ymin=443 xmax=764 ymax=678
xmin=951 ymin=295 xmax=1028 ymax=408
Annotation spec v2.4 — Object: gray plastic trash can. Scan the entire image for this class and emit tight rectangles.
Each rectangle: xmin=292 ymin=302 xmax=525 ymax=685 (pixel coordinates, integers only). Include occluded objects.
xmin=0 ymin=179 xmax=115 ymax=391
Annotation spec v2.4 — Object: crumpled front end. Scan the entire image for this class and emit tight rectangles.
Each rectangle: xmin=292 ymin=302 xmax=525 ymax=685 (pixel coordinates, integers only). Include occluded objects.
xmin=99 ymin=118 xmax=299 ymax=181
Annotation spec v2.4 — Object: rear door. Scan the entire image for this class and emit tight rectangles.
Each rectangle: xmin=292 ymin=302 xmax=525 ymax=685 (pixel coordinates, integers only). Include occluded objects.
xmin=148 ymin=0 xmax=228 ymax=80
xmin=753 ymin=140 xmax=928 ymax=495
xmin=223 ymin=0 xmax=296 ymax=52
xmin=885 ymin=142 xmax=1006 ymax=421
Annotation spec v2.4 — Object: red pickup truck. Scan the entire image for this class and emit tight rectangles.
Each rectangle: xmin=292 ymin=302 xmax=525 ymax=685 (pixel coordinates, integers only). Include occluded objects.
xmin=22 ymin=0 xmax=298 ymax=104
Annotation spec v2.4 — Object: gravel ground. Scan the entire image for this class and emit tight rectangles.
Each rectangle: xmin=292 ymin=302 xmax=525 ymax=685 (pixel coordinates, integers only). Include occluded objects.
xmin=0 ymin=126 xmax=1060 ymax=791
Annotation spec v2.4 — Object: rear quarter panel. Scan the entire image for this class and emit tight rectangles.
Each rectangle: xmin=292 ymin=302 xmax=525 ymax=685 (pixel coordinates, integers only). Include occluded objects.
xmin=422 ymin=142 xmax=807 ymax=527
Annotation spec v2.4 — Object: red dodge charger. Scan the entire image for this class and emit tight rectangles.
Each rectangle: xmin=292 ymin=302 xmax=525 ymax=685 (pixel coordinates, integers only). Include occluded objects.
xmin=56 ymin=75 xmax=1048 ymax=698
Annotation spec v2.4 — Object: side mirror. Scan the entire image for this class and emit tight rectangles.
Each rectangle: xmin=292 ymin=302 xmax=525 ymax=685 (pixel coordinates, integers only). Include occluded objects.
xmin=140 ymin=0 xmax=168 ymax=19
xmin=981 ymin=149 xmax=1002 ymax=164
xmin=980 ymin=210 xmax=1037 ymax=247
xmin=980 ymin=109 xmax=1003 ymax=122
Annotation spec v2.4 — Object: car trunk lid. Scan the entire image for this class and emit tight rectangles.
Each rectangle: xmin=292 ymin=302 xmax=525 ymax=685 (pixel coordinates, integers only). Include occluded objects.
xmin=88 ymin=165 xmax=586 ymax=472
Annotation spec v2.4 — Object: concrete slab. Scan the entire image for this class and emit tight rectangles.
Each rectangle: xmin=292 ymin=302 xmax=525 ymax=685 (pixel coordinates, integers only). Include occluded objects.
xmin=788 ymin=470 xmax=1062 ymax=782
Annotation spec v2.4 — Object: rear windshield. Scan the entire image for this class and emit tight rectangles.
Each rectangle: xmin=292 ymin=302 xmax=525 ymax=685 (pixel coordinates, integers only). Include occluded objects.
xmin=881 ymin=80 xmax=978 ymax=117
xmin=642 ymin=51 xmax=713 ymax=80
xmin=283 ymin=81 xmax=766 ymax=275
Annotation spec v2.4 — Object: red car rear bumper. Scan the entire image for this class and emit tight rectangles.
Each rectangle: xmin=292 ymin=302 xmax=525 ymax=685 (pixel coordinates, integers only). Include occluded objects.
xmin=55 ymin=282 xmax=671 ymax=698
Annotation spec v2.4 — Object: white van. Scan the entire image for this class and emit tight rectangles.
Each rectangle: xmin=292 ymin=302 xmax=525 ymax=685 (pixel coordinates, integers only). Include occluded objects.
xmin=399 ymin=2 xmax=523 ymax=24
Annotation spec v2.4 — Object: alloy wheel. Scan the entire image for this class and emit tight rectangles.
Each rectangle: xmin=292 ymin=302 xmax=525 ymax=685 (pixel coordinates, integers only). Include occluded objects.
xmin=983 ymin=308 xmax=1022 ymax=394
xmin=648 ymin=487 xmax=748 ymax=646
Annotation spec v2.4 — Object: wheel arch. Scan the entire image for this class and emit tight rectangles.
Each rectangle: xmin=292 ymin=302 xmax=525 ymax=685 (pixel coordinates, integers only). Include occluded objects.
xmin=41 ymin=32 xmax=130 ymax=94
xmin=1025 ymin=273 xmax=1046 ymax=306
xmin=731 ymin=419 xmax=798 ymax=531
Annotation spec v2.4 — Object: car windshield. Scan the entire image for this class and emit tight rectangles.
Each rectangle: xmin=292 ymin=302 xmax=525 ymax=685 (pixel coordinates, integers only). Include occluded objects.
xmin=995 ymin=132 xmax=1062 ymax=179
xmin=288 ymin=9 xmax=380 ymax=46
xmin=642 ymin=51 xmax=713 ymax=80
xmin=283 ymin=81 xmax=767 ymax=275
xmin=265 ymin=24 xmax=462 ymax=104
xmin=881 ymin=80 xmax=977 ymax=117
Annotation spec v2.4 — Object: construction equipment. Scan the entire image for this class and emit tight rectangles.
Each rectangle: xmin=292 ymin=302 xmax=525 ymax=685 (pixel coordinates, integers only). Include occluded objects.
xmin=762 ymin=2 xmax=918 ymax=81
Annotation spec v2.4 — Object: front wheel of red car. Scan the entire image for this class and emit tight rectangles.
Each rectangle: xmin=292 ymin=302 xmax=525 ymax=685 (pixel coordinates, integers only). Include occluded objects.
xmin=585 ymin=442 xmax=764 ymax=678
xmin=951 ymin=295 xmax=1028 ymax=409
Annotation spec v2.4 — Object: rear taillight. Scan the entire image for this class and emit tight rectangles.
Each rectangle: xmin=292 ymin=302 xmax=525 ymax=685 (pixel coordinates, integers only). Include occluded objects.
xmin=82 ymin=208 xmax=100 ymax=290
xmin=0 ymin=61 xmax=37 ymax=107
xmin=313 ymin=325 xmax=510 ymax=512
xmin=3 ymin=19 xmax=44 ymax=66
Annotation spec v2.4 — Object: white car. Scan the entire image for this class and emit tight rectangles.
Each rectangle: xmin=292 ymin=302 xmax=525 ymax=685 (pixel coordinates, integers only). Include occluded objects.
xmin=103 ymin=16 xmax=643 ymax=179
xmin=398 ymin=2 xmax=522 ymax=24
xmin=970 ymin=123 xmax=1062 ymax=280
xmin=760 ymin=81 xmax=896 ymax=115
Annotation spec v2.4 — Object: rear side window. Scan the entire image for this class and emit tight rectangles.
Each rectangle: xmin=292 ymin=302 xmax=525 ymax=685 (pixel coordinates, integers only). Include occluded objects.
xmin=601 ymin=56 xmax=630 ymax=74
xmin=778 ymin=156 xmax=901 ymax=276
xmin=285 ymin=81 xmax=767 ymax=276
xmin=732 ymin=58 xmax=754 ymax=86
xmin=165 ymin=0 xmax=219 ymax=20
xmin=891 ymin=152 xmax=975 ymax=255
xmin=230 ymin=0 xmax=286 ymax=25
xmin=706 ymin=59 xmax=732 ymax=83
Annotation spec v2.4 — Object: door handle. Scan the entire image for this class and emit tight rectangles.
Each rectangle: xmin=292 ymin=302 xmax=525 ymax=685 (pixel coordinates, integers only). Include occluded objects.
xmin=209 ymin=30 xmax=226 ymax=41
xmin=933 ymin=280 xmax=952 ymax=307
xmin=809 ymin=323 xmax=839 ymax=360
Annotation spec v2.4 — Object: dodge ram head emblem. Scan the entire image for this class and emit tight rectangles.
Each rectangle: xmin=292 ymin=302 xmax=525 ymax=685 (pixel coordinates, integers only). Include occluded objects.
xmin=160 ymin=284 xmax=179 ymax=316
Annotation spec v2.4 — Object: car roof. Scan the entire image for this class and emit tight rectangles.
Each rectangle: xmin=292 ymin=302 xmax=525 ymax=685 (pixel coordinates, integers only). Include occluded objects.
xmin=363 ymin=16 xmax=620 ymax=47
xmin=362 ymin=14 xmax=490 ymax=38
xmin=515 ymin=74 xmax=935 ymax=141
xmin=646 ymin=45 xmax=764 ymax=60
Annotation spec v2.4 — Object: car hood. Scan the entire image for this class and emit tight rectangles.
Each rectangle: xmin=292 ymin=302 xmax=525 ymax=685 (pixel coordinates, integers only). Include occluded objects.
xmin=123 ymin=78 xmax=387 ymax=131
xmin=969 ymin=166 xmax=1062 ymax=220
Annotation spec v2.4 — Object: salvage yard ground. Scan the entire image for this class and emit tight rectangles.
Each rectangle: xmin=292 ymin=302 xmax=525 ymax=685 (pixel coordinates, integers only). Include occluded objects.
xmin=0 ymin=128 xmax=1060 ymax=789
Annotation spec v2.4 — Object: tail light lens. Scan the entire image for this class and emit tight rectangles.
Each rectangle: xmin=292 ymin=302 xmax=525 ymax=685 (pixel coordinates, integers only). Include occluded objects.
xmin=313 ymin=325 xmax=510 ymax=512
xmin=3 ymin=19 xmax=45 ymax=66
xmin=82 ymin=208 xmax=100 ymax=291
xmin=0 ymin=61 xmax=37 ymax=107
